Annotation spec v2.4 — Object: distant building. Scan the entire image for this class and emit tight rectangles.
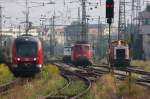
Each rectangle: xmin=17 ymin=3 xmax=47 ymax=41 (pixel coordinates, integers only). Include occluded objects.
xmin=64 ymin=21 xmax=106 ymax=45
xmin=64 ymin=22 xmax=82 ymax=45
xmin=139 ymin=8 xmax=150 ymax=60
xmin=54 ymin=27 xmax=65 ymax=45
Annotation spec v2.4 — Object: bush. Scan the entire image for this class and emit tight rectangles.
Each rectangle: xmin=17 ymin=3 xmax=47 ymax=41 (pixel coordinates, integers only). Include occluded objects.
xmin=0 ymin=47 xmax=10 ymax=63
xmin=0 ymin=64 xmax=14 ymax=85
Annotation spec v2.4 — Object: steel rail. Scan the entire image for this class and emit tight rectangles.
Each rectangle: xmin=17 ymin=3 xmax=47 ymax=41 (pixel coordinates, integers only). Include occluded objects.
xmin=44 ymin=72 xmax=71 ymax=99
xmin=51 ymin=62 xmax=92 ymax=99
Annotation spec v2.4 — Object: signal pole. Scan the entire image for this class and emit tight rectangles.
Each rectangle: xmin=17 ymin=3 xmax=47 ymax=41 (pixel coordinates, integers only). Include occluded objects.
xmin=106 ymin=0 xmax=114 ymax=71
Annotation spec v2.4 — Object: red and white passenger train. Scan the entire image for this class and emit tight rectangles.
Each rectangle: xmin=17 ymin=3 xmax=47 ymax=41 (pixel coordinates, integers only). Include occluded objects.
xmin=11 ymin=35 xmax=42 ymax=76
xmin=107 ymin=40 xmax=130 ymax=67
xmin=71 ymin=41 xmax=92 ymax=66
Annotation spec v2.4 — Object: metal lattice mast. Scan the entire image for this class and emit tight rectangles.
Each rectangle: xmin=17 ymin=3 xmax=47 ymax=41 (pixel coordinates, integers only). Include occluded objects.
xmin=118 ymin=0 xmax=126 ymax=40
xmin=132 ymin=0 xmax=141 ymax=33
xmin=133 ymin=0 xmax=141 ymax=33
xmin=130 ymin=0 xmax=142 ymax=40
xmin=81 ymin=0 xmax=87 ymax=41
xmin=131 ymin=0 xmax=142 ymax=59
xmin=0 ymin=5 xmax=2 ymax=45
xmin=25 ymin=0 xmax=29 ymax=34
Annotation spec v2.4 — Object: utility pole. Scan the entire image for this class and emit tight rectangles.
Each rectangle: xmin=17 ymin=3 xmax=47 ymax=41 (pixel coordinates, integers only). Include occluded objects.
xmin=52 ymin=15 xmax=55 ymax=56
xmin=118 ymin=0 xmax=126 ymax=40
xmin=25 ymin=0 xmax=29 ymax=34
xmin=97 ymin=16 xmax=101 ymax=60
xmin=78 ymin=7 xmax=80 ymax=22
xmin=81 ymin=0 xmax=87 ymax=41
xmin=49 ymin=18 xmax=53 ymax=57
xmin=18 ymin=25 xmax=21 ymax=37
xmin=50 ymin=15 xmax=55 ymax=57
xmin=78 ymin=7 xmax=81 ymax=42
xmin=0 ymin=5 xmax=2 ymax=46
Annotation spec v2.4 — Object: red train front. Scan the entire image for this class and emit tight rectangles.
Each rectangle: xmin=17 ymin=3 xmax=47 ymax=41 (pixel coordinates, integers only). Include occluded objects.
xmin=71 ymin=41 xmax=92 ymax=66
xmin=11 ymin=35 xmax=42 ymax=76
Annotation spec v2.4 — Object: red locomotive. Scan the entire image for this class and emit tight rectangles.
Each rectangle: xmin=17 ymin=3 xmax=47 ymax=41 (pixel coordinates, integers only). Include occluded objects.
xmin=107 ymin=40 xmax=130 ymax=67
xmin=11 ymin=35 xmax=42 ymax=76
xmin=71 ymin=41 xmax=92 ymax=66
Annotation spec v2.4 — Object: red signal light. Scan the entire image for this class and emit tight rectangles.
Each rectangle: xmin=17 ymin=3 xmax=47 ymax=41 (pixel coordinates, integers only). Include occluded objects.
xmin=106 ymin=4 xmax=110 ymax=8
xmin=106 ymin=4 xmax=113 ymax=8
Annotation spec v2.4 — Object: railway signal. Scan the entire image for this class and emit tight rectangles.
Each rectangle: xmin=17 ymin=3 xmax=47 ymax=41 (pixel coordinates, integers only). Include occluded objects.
xmin=106 ymin=0 xmax=114 ymax=72
xmin=106 ymin=0 xmax=114 ymax=19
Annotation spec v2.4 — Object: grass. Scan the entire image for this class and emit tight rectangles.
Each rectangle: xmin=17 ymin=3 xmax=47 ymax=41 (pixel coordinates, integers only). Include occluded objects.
xmin=99 ymin=58 xmax=108 ymax=65
xmin=84 ymin=74 xmax=150 ymax=99
xmin=0 ymin=64 xmax=87 ymax=99
xmin=131 ymin=60 xmax=150 ymax=71
xmin=84 ymin=74 xmax=117 ymax=99
xmin=117 ymin=76 xmax=150 ymax=99
xmin=0 ymin=64 xmax=14 ymax=85
xmin=1 ymin=64 xmax=66 ymax=99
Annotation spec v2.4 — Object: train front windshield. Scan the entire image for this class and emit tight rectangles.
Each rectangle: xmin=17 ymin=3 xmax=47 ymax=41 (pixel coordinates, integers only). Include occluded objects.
xmin=64 ymin=47 xmax=71 ymax=52
xmin=16 ymin=41 xmax=38 ymax=58
xmin=74 ymin=45 xmax=89 ymax=51
xmin=116 ymin=49 xmax=125 ymax=59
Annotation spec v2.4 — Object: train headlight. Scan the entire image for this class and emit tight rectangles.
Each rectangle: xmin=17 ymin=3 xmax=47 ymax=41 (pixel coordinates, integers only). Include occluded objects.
xmin=34 ymin=58 xmax=37 ymax=61
xmin=36 ymin=64 xmax=42 ymax=68
xmin=17 ymin=58 xmax=20 ymax=61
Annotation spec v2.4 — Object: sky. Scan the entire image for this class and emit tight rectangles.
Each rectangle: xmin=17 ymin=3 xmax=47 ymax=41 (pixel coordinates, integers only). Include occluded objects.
xmin=0 ymin=0 xmax=149 ymax=28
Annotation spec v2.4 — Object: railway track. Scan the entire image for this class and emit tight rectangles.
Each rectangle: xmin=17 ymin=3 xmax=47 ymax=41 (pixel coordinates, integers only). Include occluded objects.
xmin=69 ymin=72 xmax=91 ymax=99
xmin=44 ymin=63 xmax=92 ymax=99
xmin=56 ymin=62 xmax=150 ymax=88
xmin=0 ymin=78 xmax=32 ymax=95
xmin=44 ymin=72 xmax=72 ymax=99
xmin=92 ymin=64 xmax=150 ymax=88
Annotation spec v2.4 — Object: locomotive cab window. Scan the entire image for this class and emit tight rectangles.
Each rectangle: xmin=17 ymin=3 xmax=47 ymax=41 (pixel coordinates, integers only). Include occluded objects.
xmin=82 ymin=45 xmax=89 ymax=50
xmin=116 ymin=49 xmax=125 ymax=59
xmin=64 ymin=47 xmax=71 ymax=52
xmin=74 ymin=45 xmax=82 ymax=51
xmin=16 ymin=41 xmax=38 ymax=58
